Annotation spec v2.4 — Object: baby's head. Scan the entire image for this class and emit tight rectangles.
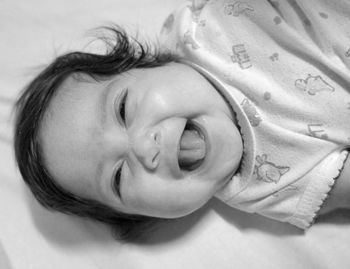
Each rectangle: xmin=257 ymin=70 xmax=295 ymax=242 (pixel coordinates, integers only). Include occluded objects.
xmin=14 ymin=26 xmax=243 ymax=241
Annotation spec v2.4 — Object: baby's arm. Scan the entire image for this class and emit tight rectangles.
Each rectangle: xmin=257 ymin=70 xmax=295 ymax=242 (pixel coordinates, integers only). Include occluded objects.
xmin=319 ymin=155 xmax=350 ymax=214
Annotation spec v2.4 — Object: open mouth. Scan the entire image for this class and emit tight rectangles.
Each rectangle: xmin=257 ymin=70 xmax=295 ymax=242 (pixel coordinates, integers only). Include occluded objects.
xmin=178 ymin=120 xmax=206 ymax=172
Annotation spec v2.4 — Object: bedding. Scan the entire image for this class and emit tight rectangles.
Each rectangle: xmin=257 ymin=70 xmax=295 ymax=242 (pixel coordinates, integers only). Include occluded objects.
xmin=1 ymin=0 xmax=350 ymax=268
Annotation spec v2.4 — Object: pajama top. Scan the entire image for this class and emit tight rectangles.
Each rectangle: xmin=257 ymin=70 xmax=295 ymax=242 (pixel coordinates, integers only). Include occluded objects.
xmin=160 ymin=0 xmax=350 ymax=228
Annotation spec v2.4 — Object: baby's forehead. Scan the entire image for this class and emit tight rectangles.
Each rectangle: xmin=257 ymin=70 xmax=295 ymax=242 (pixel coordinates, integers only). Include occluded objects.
xmin=43 ymin=74 xmax=104 ymax=126
xmin=39 ymin=73 xmax=110 ymax=181
xmin=57 ymin=70 xmax=136 ymax=96
xmin=52 ymin=73 xmax=110 ymax=105
xmin=59 ymin=73 xmax=102 ymax=94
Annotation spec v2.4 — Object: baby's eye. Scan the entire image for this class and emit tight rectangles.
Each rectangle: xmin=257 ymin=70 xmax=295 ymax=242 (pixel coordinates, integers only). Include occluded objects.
xmin=113 ymin=166 xmax=122 ymax=198
xmin=119 ymin=88 xmax=128 ymax=124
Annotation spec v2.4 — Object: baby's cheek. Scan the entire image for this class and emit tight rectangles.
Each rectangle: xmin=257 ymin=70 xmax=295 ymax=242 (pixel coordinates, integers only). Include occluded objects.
xmin=123 ymin=177 xmax=163 ymax=211
xmin=123 ymin=180 xmax=201 ymax=218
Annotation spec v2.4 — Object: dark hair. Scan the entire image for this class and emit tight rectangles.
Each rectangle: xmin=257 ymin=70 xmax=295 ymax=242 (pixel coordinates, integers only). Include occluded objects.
xmin=14 ymin=25 xmax=177 ymax=241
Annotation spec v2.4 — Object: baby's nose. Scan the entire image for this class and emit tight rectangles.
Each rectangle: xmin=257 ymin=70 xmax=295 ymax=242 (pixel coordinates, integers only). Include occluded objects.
xmin=131 ymin=130 xmax=160 ymax=170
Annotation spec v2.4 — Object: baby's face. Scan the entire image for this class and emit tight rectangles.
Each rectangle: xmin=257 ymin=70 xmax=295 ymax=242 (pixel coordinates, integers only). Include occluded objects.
xmin=40 ymin=63 xmax=243 ymax=218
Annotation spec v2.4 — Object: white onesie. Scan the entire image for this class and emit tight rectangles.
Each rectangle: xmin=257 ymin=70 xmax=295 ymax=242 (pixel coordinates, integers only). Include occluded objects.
xmin=160 ymin=0 xmax=350 ymax=228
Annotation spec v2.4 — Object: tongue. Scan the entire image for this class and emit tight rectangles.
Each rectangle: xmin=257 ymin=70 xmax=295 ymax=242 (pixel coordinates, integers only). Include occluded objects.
xmin=178 ymin=129 xmax=206 ymax=167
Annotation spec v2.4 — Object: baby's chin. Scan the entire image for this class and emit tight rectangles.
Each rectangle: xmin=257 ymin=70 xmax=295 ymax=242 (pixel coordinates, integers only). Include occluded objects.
xmin=140 ymin=196 xmax=213 ymax=219
xmin=148 ymin=207 xmax=204 ymax=219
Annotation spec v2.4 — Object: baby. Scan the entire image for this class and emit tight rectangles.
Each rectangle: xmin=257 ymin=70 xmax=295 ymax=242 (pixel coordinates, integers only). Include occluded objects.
xmin=14 ymin=0 xmax=350 ymax=241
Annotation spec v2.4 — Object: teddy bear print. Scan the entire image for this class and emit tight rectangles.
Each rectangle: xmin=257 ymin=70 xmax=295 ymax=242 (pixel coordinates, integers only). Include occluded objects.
xmin=224 ymin=1 xmax=254 ymax=17
xmin=231 ymin=44 xmax=252 ymax=69
xmin=295 ymin=74 xmax=335 ymax=95
xmin=254 ymin=154 xmax=290 ymax=184
xmin=183 ymin=30 xmax=200 ymax=49
xmin=241 ymin=99 xmax=262 ymax=127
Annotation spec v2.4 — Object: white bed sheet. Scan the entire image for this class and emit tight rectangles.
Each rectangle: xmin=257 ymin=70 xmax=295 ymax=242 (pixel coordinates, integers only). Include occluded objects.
xmin=1 ymin=0 xmax=350 ymax=268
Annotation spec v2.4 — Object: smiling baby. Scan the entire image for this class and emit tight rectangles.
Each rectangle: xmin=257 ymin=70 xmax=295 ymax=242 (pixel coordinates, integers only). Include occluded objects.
xmin=14 ymin=0 xmax=350 ymax=240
